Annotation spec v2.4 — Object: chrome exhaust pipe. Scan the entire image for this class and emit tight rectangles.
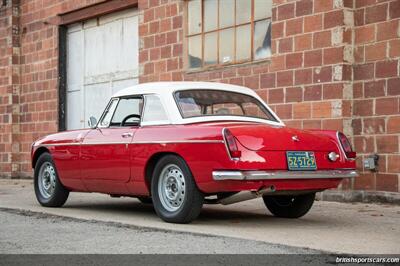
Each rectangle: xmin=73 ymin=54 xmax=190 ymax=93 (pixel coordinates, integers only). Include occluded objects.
xmin=218 ymin=186 xmax=276 ymax=205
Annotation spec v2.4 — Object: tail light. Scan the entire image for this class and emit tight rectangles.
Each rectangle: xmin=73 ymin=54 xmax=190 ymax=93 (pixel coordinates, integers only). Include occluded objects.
xmin=223 ymin=128 xmax=241 ymax=160
xmin=337 ymin=132 xmax=356 ymax=159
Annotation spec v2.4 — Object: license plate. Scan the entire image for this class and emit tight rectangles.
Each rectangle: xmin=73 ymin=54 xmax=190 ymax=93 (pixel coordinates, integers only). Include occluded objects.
xmin=286 ymin=151 xmax=317 ymax=171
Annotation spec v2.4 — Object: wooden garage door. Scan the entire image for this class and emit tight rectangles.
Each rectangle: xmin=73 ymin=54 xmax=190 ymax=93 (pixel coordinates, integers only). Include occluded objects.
xmin=66 ymin=9 xmax=139 ymax=130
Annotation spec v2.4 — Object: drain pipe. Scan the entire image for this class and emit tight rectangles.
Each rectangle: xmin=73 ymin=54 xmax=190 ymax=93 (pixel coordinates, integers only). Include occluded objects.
xmin=218 ymin=186 xmax=276 ymax=205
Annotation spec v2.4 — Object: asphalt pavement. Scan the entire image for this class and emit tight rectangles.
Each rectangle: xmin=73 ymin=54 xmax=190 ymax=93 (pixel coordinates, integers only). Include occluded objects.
xmin=0 ymin=180 xmax=399 ymax=254
xmin=0 ymin=208 xmax=313 ymax=254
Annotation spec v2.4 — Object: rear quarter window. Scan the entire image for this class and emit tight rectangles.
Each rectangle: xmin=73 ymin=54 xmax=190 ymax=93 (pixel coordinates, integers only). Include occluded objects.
xmin=142 ymin=95 xmax=170 ymax=124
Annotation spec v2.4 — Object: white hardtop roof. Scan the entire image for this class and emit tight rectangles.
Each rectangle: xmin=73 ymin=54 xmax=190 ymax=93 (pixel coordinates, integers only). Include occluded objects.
xmin=111 ymin=82 xmax=284 ymax=127
xmin=112 ymin=81 xmax=258 ymax=98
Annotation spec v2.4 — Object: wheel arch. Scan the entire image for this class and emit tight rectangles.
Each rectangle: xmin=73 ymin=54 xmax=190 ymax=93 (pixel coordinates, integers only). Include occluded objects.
xmin=32 ymin=146 xmax=50 ymax=169
xmin=144 ymin=151 xmax=187 ymax=194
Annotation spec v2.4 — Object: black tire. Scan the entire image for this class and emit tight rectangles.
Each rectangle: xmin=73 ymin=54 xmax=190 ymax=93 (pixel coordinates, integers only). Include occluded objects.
xmin=137 ymin=197 xmax=153 ymax=204
xmin=263 ymin=193 xmax=315 ymax=218
xmin=151 ymin=155 xmax=204 ymax=223
xmin=34 ymin=152 xmax=69 ymax=207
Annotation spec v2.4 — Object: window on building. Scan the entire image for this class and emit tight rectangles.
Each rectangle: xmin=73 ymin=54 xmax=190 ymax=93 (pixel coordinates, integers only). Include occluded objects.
xmin=187 ymin=0 xmax=272 ymax=70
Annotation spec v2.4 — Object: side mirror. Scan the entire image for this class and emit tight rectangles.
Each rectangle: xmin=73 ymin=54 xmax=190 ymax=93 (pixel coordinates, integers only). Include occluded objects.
xmin=88 ymin=116 xmax=97 ymax=129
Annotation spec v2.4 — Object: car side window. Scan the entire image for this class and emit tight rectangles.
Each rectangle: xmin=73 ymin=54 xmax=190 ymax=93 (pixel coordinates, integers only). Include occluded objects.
xmin=99 ymin=99 xmax=118 ymax=127
xmin=142 ymin=95 xmax=169 ymax=124
xmin=110 ymin=97 xmax=143 ymax=127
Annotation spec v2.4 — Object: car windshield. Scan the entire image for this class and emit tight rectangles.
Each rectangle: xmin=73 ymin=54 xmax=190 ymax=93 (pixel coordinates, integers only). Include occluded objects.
xmin=174 ymin=89 xmax=277 ymax=121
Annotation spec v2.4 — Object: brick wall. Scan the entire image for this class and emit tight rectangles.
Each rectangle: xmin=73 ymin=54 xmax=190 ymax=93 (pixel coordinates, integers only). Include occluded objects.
xmin=352 ymin=0 xmax=400 ymax=192
xmin=0 ymin=0 xmax=399 ymax=197
xmin=0 ymin=1 xmax=11 ymax=177
xmin=0 ymin=0 xmax=19 ymax=177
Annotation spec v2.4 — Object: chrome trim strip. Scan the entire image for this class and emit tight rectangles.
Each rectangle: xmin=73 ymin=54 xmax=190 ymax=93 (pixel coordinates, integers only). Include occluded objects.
xmin=42 ymin=143 xmax=81 ymax=146
xmin=212 ymin=169 xmax=358 ymax=181
xmin=81 ymin=142 xmax=128 ymax=145
xmin=42 ymin=140 xmax=224 ymax=146
xmin=132 ymin=140 xmax=224 ymax=144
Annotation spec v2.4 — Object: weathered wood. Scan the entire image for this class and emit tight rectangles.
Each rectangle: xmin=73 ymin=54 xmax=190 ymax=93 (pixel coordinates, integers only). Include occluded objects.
xmin=57 ymin=0 xmax=138 ymax=25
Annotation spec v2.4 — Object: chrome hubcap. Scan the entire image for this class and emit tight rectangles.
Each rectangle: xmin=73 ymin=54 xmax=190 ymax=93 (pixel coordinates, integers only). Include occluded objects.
xmin=158 ymin=164 xmax=186 ymax=212
xmin=38 ymin=162 xmax=56 ymax=199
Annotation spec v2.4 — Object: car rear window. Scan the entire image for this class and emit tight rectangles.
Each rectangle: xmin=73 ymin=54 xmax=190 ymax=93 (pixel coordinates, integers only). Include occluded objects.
xmin=174 ymin=89 xmax=277 ymax=122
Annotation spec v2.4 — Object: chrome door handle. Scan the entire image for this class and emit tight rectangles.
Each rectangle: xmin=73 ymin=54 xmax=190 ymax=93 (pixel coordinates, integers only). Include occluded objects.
xmin=121 ymin=132 xmax=133 ymax=138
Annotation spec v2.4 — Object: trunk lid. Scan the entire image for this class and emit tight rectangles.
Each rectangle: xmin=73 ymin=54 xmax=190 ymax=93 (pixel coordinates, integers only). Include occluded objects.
xmin=228 ymin=124 xmax=338 ymax=152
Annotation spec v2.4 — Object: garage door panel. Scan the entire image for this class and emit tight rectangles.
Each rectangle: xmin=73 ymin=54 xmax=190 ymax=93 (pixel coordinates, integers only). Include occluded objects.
xmin=99 ymin=8 xmax=138 ymax=25
xmin=66 ymin=91 xmax=83 ymax=130
xmin=83 ymin=20 xmax=125 ymax=77
xmin=111 ymin=78 xmax=138 ymax=95
xmin=66 ymin=84 xmax=81 ymax=93
xmin=84 ymin=83 xmax=112 ymax=122
xmin=66 ymin=8 xmax=138 ymax=130
xmin=105 ymin=20 xmax=124 ymax=75
xmin=84 ymin=25 xmax=105 ymax=78
xmin=84 ymin=19 xmax=137 ymax=79
xmin=67 ymin=23 xmax=83 ymax=33
xmin=66 ymin=30 xmax=83 ymax=90
xmin=83 ymin=18 xmax=97 ymax=29
xmin=121 ymin=15 xmax=138 ymax=73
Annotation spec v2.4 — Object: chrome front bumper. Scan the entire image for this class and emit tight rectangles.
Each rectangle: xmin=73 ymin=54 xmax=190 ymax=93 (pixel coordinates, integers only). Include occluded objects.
xmin=212 ymin=169 xmax=358 ymax=181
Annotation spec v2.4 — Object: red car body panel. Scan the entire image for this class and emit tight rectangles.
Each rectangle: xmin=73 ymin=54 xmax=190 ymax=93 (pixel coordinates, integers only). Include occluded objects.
xmin=31 ymin=122 xmax=356 ymax=197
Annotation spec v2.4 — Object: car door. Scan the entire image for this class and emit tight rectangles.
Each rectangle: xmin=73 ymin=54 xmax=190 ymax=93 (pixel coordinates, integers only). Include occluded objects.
xmin=80 ymin=96 xmax=143 ymax=184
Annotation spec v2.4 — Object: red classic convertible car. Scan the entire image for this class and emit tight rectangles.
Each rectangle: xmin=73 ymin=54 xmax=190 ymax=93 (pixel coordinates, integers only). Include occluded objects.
xmin=31 ymin=82 xmax=357 ymax=223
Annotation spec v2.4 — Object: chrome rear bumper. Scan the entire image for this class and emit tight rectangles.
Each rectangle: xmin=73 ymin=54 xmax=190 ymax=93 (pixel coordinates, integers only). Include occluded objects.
xmin=212 ymin=169 xmax=358 ymax=181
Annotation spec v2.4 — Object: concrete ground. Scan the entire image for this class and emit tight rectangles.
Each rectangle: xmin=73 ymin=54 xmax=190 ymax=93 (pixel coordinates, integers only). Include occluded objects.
xmin=0 ymin=179 xmax=399 ymax=254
